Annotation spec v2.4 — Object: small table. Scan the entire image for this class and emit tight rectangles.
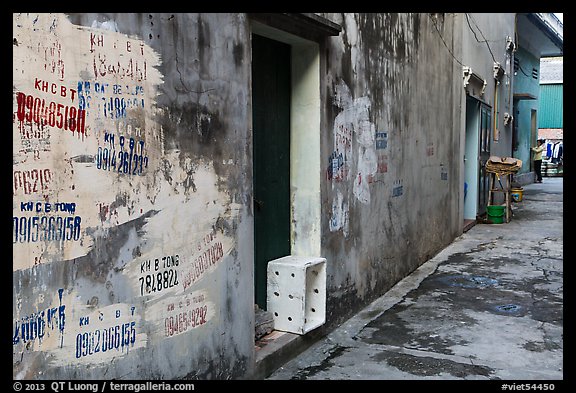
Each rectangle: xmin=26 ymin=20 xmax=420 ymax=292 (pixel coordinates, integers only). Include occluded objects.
xmin=487 ymin=171 xmax=512 ymax=223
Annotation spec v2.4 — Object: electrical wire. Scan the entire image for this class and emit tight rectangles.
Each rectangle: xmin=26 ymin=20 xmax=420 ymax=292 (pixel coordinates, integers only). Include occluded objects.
xmin=428 ymin=13 xmax=464 ymax=67
xmin=464 ymin=13 xmax=497 ymax=64
xmin=516 ymin=62 xmax=533 ymax=78
xmin=431 ymin=13 xmax=536 ymax=80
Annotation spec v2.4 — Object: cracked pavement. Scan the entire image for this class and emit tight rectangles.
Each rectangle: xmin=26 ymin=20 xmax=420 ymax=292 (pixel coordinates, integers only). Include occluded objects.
xmin=268 ymin=178 xmax=563 ymax=381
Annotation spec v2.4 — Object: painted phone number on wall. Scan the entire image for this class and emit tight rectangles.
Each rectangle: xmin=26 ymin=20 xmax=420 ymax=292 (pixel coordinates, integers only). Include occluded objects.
xmin=75 ymin=321 xmax=136 ymax=359
xmin=13 ymin=215 xmax=81 ymax=243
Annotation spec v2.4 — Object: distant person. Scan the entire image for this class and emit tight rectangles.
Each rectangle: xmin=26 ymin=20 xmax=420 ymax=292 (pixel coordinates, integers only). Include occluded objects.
xmin=531 ymin=139 xmax=545 ymax=183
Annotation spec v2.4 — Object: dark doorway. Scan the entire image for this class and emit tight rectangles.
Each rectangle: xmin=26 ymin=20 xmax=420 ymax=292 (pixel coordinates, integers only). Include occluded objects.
xmin=478 ymin=103 xmax=491 ymax=216
xmin=252 ymin=34 xmax=292 ymax=310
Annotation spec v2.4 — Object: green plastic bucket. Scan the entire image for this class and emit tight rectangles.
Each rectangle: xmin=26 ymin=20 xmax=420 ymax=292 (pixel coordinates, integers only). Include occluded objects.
xmin=487 ymin=205 xmax=506 ymax=224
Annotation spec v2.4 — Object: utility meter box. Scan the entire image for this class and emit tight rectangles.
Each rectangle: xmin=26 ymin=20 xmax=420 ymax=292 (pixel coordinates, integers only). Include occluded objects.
xmin=267 ymin=255 xmax=326 ymax=335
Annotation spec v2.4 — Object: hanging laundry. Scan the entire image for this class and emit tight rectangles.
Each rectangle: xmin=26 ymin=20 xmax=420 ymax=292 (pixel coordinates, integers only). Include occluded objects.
xmin=546 ymin=142 xmax=553 ymax=158
xmin=552 ymin=142 xmax=563 ymax=163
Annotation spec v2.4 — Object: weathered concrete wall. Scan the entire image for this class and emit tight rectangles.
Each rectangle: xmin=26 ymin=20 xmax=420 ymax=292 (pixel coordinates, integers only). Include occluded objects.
xmin=14 ymin=12 xmax=473 ymax=380
xmin=317 ymin=13 xmax=462 ymax=326
xmin=13 ymin=13 xmax=253 ymax=380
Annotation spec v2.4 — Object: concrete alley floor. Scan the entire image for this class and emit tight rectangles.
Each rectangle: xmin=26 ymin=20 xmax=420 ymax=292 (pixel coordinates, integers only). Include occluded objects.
xmin=267 ymin=177 xmax=563 ymax=382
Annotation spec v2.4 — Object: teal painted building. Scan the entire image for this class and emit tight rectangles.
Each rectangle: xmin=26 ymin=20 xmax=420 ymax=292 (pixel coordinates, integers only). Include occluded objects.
xmin=538 ymin=84 xmax=563 ymax=128
xmin=512 ymin=46 xmax=542 ymax=175
xmin=538 ymin=57 xmax=563 ymax=129
xmin=512 ymin=13 xmax=563 ymax=183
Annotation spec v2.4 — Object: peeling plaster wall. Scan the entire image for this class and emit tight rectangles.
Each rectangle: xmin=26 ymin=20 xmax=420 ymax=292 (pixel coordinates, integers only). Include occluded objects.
xmin=13 ymin=13 xmax=253 ymax=380
xmin=318 ymin=13 xmax=462 ymax=325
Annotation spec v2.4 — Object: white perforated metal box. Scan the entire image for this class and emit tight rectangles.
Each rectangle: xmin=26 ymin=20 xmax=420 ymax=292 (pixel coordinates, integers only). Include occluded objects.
xmin=266 ymin=255 xmax=326 ymax=335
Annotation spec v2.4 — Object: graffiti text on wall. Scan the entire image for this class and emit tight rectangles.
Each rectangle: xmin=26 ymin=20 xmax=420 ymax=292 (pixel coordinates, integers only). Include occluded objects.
xmin=74 ymin=306 xmax=137 ymax=359
xmin=330 ymin=79 xmax=378 ymax=205
xmin=37 ymin=39 xmax=65 ymax=80
xmin=164 ymin=293 xmax=210 ymax=337
xmin=13 ymin=289 xmax=66 ymax=348
xmin=426 ymin=142 xmax=435 ymax=157
xmin=181 ymin=231 xmax=225 ymax=290
xmin=13 ymin=168 xmax=52 ymax=197
xmin=96 ymin=132 xmax=148 ymax=176
xmin=16 ymin=91 xmax=86 ymax=137
xmin=13 ymin=74 xmax=85 ymax=160
xmin=90 ymin=33 xmax=148 ymax=82
xmin=441 ymin=165 xmax=448 ymax=180
xmin=14 ymin=115 xmax=51 ymax=158
xmin=326 ymin=150 xmax=348 ymax=182
xmin=392 ymin=180 xmax=404 ymax=197
xmin=14 ymin=12 xmax=164 ymax=275
xmin=77 ymin=81 xmax=145 ymax=120
xmin=326 ymin=123 xmax=353 ymax=182
xmin=14 ymin=201 xmax=81 ymax=243
xmin=376 ymin=131 xmax=388 ymax=174
xmin=139 ymin=255 xmax=180 ymax=296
